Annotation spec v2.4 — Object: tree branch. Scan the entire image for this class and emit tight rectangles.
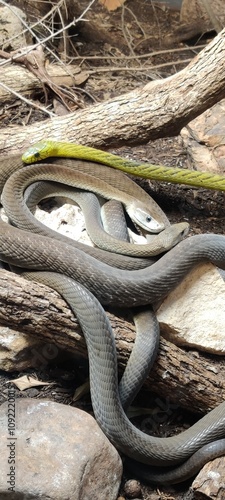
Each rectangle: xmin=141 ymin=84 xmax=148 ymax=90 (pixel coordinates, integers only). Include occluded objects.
xmin=1 ymin=29 xmax=225 ymax=156
xmin=0 ymin=270 xmax=224 ymax=414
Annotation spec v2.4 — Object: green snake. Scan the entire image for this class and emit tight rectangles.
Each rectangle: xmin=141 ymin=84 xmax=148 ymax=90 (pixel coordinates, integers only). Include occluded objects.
xmin=22 ymin=139 xmax=225 ymax=191
xmin=0 ymin=146 xmax=224 ymax=484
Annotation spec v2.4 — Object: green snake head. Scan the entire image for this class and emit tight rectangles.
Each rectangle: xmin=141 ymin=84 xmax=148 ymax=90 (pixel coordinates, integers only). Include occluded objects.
xmin=22 ymin=141 xmax=56 ymax=163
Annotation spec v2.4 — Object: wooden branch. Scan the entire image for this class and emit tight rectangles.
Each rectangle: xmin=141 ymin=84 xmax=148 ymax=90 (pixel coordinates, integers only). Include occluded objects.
xmin=0 ymin=270 xmax=224 ymax=414
xmin=1 ymin=29 xmax=225 ymax=156
xmin=0 ymin=62 xmax=88 ymax=102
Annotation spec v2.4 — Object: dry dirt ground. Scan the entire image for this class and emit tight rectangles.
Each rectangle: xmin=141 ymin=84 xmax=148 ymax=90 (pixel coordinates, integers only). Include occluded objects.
xmin=0 ymin=1 xmax=225 ymax=499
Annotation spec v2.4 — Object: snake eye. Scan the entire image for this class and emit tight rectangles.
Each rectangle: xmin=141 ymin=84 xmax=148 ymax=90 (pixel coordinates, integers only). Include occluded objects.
xmin=34 ymin=152 xmax=41 ymax=159
xmin=146 ymin=215 xmax=152 ymax=223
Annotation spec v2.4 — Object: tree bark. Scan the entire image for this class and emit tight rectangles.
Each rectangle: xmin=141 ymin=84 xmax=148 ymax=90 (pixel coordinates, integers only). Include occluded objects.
xmin=1 ymin=29 xmax=225 ymax=156
xmin=0 ymin=270 xmax=224 ymax=415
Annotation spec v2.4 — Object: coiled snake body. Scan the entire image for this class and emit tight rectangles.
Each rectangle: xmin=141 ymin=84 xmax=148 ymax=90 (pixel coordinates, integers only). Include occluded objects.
xmin=0 ymin=142 xmax=225 ymax=484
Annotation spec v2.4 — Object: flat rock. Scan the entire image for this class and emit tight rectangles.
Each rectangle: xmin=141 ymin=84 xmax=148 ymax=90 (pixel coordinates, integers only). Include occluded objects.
xmin=157 ymin=263 xmax=225 ymax=354
xmin=0 ymin=398 xmax=122 ymax=500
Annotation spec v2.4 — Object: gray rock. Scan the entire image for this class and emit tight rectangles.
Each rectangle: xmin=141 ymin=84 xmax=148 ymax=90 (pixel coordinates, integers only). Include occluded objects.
xmin=157 ymin=263 xmax=225 ymax=353
xmin=0 ymin=398 xmax=122 ymax=499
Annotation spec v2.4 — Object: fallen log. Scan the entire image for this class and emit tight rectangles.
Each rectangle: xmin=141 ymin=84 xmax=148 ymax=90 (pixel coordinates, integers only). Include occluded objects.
xmin=1 ymin=29 xmax=225 ymax=156
xmin=0 ymin=269 xmax=224 ymax=414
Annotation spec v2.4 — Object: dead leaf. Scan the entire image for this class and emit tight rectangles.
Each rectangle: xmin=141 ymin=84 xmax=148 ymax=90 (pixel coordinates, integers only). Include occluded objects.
xmin=50 ymin=69 xmax=89 ymax=87
xmin=10 ymin=375 xmax=53 ymax=391
xmin=98 ymin=0 xmax=126 ymax=11
xmin=73 ymin=381 xmax=90 ymax=401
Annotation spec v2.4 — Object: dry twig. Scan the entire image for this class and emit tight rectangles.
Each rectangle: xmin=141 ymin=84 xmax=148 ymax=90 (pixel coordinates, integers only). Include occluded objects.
xmin=0 ymin=45 xmax=85 ymax=111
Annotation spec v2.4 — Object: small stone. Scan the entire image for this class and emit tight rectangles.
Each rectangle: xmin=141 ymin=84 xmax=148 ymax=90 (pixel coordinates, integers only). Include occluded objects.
xmin=123 ymin=479 xmax=142 ymax=498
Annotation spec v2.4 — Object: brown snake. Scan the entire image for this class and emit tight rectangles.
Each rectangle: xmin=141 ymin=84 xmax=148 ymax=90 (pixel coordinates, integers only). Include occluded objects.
xmin=0 ymin=155 xmax=225 ymax=484
xmin=1 ymin=158 xmax=188 ymax=257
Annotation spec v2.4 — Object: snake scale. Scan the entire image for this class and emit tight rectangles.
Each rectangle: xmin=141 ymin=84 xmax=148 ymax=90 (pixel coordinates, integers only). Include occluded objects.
xmin=0 ymin=141 xmax=225 ymax=485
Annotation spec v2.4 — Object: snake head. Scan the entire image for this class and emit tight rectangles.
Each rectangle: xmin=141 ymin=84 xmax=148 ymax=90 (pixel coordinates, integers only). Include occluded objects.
xmin=159 ymin=222 xmax=190 ymax=251
xmin=127 ymin=203 xmax=165 ymax=234
xmin=22 ymin=141 xmax=55 ymax=164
